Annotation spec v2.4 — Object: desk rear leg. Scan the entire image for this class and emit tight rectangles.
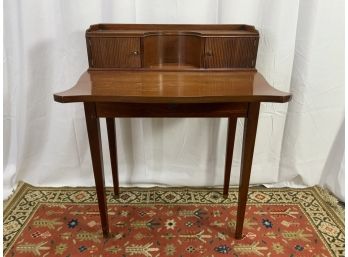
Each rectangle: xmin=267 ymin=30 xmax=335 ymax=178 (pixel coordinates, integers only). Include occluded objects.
xmin=235 ymin=102 xmax=260 ymax=239
xmin=106 ymin=118 xmax=120 ymax=196
xmin=223 ymin=117 xmax=237 ymax=198
xmin=84 ymin=103 xmax=109 ymax=238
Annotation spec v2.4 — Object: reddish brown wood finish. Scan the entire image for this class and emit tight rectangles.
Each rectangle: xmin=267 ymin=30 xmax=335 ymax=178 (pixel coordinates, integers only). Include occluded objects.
xmin=143 ymin=34 xmax=203 ymax=68
xmin=204 ymin=37 xmax=258 ymax=68
xmin=223 ymin=117 xmax=237 ymax=197
xmin=84 ymin=103 xmax=109 ymax=238
xmin=235 ymin=102 xmax=260 ymax=239
xmin=96 ymin=102 xmax=248 ymax=118
xmin=86 ymin=24 xmax=259 ymax=70
xmin=88 ymin=37 xmax=141 ymax=68
xmin=106 ymin=118 xmax=119 ymax=196
xmin=54 ymin=24 xmax=292 ymax=240
xmin=54 ymin=71 xmax=291 ymax=104
xmin=86 ymin=24 xmax=259 ymax=36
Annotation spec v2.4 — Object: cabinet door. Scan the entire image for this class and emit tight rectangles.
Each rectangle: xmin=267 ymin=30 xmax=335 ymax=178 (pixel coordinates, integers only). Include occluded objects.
xmin=204 ymin=37 xmax=258 ymax=69
xmin=88 ymin=37 xmax=141 ymax=68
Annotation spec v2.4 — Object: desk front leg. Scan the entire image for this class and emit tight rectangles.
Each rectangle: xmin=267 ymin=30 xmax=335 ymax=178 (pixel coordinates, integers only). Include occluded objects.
xmin=223 ymin=117 xmax=237 ymax=197
xmin=84 ymin=103 xmax=109 ymax=238
xmin=106 ymin=118 xmax=119 ymax=196
xmin=235 ymin=102 xmax=260 ymax=239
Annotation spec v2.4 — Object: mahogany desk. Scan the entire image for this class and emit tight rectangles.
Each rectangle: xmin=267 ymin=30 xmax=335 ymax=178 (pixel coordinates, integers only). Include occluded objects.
xmin=54 ymin=24 xmax=291 ymax=239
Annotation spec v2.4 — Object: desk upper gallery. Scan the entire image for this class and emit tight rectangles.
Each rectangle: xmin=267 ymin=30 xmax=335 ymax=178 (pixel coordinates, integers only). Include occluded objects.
xmin=54 ymin=24 xmax=291 ymax=239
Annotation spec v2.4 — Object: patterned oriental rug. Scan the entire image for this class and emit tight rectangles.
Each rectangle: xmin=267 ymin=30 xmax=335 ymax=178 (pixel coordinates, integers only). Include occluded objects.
xmin=4 ymin=183 xmax=344 ymax=257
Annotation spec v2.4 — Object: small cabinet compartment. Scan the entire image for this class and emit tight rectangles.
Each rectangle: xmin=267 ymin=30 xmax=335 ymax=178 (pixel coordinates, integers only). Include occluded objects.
xmin=88 ymin=37 xmax=141 ymax=68
xmin=143 ymin=34 xmax=203 ymax=68
xmin=204 ymin=37 xmax=258 ymax=68
xmin=85 ymin=24 xmax=260 ymax=70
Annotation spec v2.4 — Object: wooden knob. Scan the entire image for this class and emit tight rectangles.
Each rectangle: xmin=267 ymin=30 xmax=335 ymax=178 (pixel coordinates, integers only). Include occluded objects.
xmin=206 ymin=51 xmax=213 ymax=56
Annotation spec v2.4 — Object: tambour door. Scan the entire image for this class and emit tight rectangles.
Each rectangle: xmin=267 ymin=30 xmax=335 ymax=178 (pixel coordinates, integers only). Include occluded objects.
xmin=88 ymin=37 xmax=141 ymax=68
xmin=204 ymin=37 xmax=258 ymax=69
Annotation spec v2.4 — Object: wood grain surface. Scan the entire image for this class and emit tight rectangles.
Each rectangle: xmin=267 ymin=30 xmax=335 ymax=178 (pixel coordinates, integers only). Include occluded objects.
xmin=88 ymin=37 xmax=141 ymax=68
xmin=86 ymin=24 xmax=259 ymax=70
xmin=54 ymin=70 xmax=291 ymax=103
xmin=86 ymin=24 xmax=259 ymax=36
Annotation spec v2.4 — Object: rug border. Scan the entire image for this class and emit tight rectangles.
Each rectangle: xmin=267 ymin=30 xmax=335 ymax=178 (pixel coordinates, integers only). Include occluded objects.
xmin=4 ymin=182 xmax=28 ymax=218
xmin=313 ymin=186 xmax=344 ymax=227
xmin=4 ymin=182 xmax=344 ymax=223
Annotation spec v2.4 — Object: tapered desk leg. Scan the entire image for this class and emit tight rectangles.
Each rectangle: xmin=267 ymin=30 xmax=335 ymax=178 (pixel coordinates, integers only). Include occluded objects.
xmin=84 ymin=103 xmax=109 ymax=238
xmin=106 ymin=118 xmax=119 ymax=196
xmin=223 ymin=117 xmax=237 ymax=198
xmin=235 ymin=102 xmax=260 ymax=239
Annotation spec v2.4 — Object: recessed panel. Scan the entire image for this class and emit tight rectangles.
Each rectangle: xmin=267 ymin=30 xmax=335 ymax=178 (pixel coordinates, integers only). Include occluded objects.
xmin=143 ymin=34 xmax=203 ymax=68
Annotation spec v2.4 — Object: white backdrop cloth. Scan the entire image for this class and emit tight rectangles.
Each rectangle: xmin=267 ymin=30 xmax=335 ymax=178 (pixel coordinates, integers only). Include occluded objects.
xmin=4 ymin=0 xmax=345 ymax=201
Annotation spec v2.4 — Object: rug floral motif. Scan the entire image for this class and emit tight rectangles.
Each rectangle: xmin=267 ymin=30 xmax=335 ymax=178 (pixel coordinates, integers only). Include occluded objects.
xmin=4 ymin=183 xmax=344 ymax=256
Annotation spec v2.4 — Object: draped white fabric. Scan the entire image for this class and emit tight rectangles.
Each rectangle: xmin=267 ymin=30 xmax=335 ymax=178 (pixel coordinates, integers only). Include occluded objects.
xmin=4 ymin=0 xmax=344 ymax=200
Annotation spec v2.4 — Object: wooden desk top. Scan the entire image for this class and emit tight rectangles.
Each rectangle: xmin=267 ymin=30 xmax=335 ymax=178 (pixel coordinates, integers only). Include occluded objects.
xmin=54 ymin=70 xmax=291 ymax=104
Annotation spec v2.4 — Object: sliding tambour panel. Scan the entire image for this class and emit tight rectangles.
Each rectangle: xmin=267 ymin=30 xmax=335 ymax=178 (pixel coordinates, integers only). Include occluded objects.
xmin=87 ymin=37 xmax=141 ymax=68
xmin=204 ymin=37 xmax=259 ymax=69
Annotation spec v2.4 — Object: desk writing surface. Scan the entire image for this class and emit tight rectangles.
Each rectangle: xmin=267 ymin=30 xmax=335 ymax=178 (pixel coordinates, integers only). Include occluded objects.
xmin=54 ymin=70 xmax=291 ymax=104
